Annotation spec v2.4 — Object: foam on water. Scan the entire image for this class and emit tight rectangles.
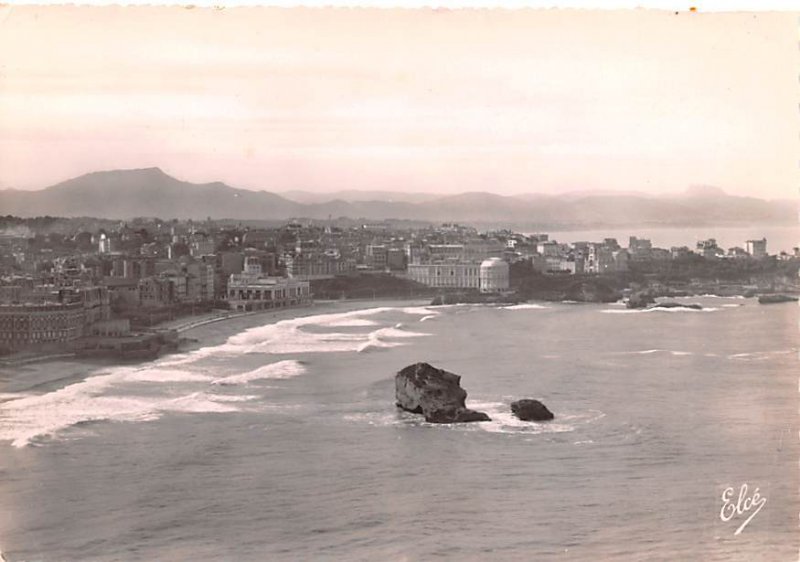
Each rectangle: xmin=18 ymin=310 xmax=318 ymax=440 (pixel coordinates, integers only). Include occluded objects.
xmin=0 ymin=393 xmax=31 ymax=402
xmin=207 ymin=394 xmax=260 ymax=402
xmin=0 ymin=376 xmax=242 ymax=448
xmin=0 ymin=305 xmax=443 ymax=448
xmin=400 ymin=306 xmax=442 ymax=316
xmin=162 ymin=392 xmax=241 ymax=413
xmin=156 ymin=344 xmax=238 ymax=367
xmin=356 ymin=326 xmax=430 ymax=353
xmin=469 ymin=402 xmax=606 ymax=435
xmin=317 ymin=318 xmax=379 ymax=327
xmin=501 ymin=303 xmax=550 ymax=310
xmin=212 ymin=360 xmax=307 ymax=385
xmin=610 ymin=349 xmax=693 ymax=356
xmin=228 ymin=308 xmax=433 ymax=355
xmin=0 ymin=363 xmax=244 ymax=447
xmin=344 ymin=403 xmax=605 ymax=437
xmin=122 ymin=367 xmax=213 ymax=383
xmin=601 ymin=306 xmax=720 ymax=314
xmin=156 ymin=307 xmax=438 ymax=364
xmin=727 ymin=349 xmax=796 ymax=361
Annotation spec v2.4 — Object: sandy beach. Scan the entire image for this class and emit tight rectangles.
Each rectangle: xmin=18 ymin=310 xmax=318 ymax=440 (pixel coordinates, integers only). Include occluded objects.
xmin=176 ymin=298 xmax=430 ymax=346
xmin=0 ymin=298 xmax=430 ymax=395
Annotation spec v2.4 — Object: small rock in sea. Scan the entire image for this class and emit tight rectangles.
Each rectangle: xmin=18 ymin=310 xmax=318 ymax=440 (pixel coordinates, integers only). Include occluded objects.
xmin=626 ymin=292 xmax=655 ymax=309
xmin=757 ymin=294 xmax=799 ymax=304
xmin=651 ymin=302 xmax=702 ymax=310
xmin=510 ymin=399 xmax=554 ymax=421
xmin=395 ymin=362 xmax=490 ymax=423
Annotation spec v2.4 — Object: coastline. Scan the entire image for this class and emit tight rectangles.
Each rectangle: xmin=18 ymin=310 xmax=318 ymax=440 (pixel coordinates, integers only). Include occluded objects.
xmin=174 ymin=297 xmax=430 ymax=353
xmin=0 ymin=298 xmax=430 ymax=394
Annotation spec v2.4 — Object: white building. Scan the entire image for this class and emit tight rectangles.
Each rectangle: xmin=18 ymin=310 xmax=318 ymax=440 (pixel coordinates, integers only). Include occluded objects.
xmin=227 ymin=257 xmax=311 ymax=311
xmin=98 ymin=233 xmax=112 ymax=254
xmin=406 ymin=263 xmax=481 ymax=289
xmin=479 ymin=258 xmax=510 ymax=293
xmin=745 ymin=238 xmax=767 ymax=259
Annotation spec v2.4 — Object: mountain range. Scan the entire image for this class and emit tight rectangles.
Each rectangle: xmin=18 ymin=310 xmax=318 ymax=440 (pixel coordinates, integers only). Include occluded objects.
xmin=0 ymin=168 xmax=794 ymax=228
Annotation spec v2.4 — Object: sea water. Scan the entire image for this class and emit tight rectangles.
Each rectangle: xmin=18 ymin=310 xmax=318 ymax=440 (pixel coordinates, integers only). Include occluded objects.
xmin=0 ymin=298 xmax=797 ymax=561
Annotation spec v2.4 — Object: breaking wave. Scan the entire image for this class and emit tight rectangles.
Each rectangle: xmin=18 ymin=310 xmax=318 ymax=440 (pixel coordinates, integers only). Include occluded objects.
xmin=0 ymin=375 xmax=240 ymax=449
xmin=501 ymin=303 xmax=550 ymax=310
xmin=601 ymin=307 xmax=720 ymax=314
xmin=0 ymin=305 xmax=441 ymax=448
xmin=227 ymin=308 xmax=433 ymax=355
xmin=212 ymin=360 xmax=307 ymax=385
xmin=609 ymin=349 xmax=693 ymax=356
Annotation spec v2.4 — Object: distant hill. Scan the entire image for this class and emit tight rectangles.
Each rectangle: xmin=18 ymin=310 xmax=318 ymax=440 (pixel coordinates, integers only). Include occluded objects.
xmin=279 ymin=189 xmax=439 ymax=204
xmin=0 ymin=168 xmax=794 ymax=227
xmin=0 ymin=168 xmax=304 ymax=221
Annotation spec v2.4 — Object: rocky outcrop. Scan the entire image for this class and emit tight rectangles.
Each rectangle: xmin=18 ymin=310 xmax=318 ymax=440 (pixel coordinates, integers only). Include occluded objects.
xmin=562 ymin=280 xmax=622 ymax=303
xmin=627 ymin=292 xmax=656 ymax=309
xmin=395 ymin=362 xmax=491 ymax=423
xmin=758 ymin=294 xmax=798 ymax=304
xmin=430 ymin=293 xmax=520 ymax=306
xmin=651 ymin=302 xmax=702 ymax=310
xmin=510 ymin=399 xmax=554 ymax=421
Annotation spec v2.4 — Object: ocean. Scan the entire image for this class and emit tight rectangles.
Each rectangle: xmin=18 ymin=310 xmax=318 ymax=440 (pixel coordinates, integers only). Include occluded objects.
xmin=542 ymin=225 xmax=799 ymax=254
xmin=0 ymin=298 xmax=797 ymax=561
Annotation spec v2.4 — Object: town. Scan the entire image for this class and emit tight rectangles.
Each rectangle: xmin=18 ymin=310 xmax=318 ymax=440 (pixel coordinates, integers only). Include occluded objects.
xmin=1 ymin=214 xmax=798 ymax=357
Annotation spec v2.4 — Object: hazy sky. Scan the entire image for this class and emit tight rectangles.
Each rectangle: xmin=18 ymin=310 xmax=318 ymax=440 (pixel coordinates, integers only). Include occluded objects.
xmin=0 ymin=7 xmax=796 ymax=197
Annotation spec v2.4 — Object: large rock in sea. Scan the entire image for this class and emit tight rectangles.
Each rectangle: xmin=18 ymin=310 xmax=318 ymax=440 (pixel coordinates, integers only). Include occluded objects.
xmin=395 ymin=363 xmax=491 ymax=423
xmin=510 ymin=399 xmax=554 ymax=421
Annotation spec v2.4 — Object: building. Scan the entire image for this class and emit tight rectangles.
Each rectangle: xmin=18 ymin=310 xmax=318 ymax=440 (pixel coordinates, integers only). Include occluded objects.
xmin=190 ymin=236 xmax=216 ymax=257
xmin=0 ymin=286 xmax=110 ymax=351
xmin=537 ymin=241 xmax=560 ymax=257
xmin=533 ymin=254 xmax=570 ymax=273
xmin=139 ymin=277 xmax=175 ymax=308
xmin=479 ymin=258 xmax=510 ymax=293
xmin=98 ymin=233 xmax=112 ymax=254
xmin=0 ymin=302 xmax=85 ymax=350
xmin=406 ymin=258 xmax=510 ymax=293
xmin=727 ymin=247 xmax=749 ymax=259
xmin=428 ymin=244 xmax=466 ymax=262
xmin=406 ymin=263 xmax=481 ymax=289
xmin=697 ymin=239 xmax=723 ymax=259
xmin=628 ymin=236 xmax=652 ymax=253
xmin=386 ymin=248 xmax=407 ymax=271
xmin=585 ymin=244 xmax=613 ymax=273
xmin=365 ymin=245 xmax=389 ymax=270
xmin=585 ymin=245 xmax=629 ymax=274
xmin=227 ymin=258 xmax=311 ymax=311
xmin=284 ymin=251 xmax=353 ymax=279
xmin=745 ymin=238 xmax=767 ymax=259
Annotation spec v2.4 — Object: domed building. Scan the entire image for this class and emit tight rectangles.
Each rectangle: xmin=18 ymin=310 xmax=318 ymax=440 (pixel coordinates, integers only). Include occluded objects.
xmin=479 ymin=258 xmax=510 ymax=294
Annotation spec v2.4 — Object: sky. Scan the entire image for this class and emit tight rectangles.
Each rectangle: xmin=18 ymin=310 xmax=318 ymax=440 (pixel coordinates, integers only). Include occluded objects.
xmin=0 ymin=7 xmax=797 ymax=198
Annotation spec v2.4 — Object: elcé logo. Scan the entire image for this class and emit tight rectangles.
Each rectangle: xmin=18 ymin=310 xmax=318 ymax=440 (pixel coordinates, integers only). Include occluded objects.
xmin=720 ymin=483 xmax=766 ymax=535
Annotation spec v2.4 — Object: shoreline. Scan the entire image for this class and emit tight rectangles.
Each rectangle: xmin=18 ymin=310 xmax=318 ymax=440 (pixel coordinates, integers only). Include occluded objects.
xmin=0 ymin=297 xmax=430 ymax=372
xmin=174 ymin=297 xmax=432 ymax=355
